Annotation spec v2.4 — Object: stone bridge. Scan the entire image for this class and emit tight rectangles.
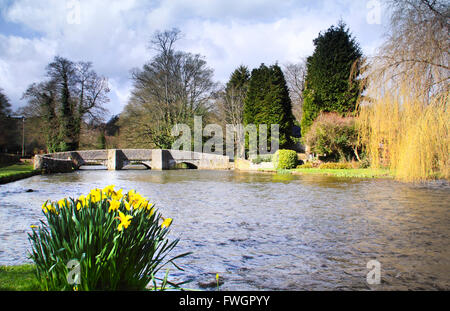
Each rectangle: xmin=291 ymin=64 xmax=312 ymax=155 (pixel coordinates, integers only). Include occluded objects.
xmin=34 ymin=149 xmax=231 ymax=173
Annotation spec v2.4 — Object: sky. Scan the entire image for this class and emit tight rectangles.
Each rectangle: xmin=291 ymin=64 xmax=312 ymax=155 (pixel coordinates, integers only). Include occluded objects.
xmin=0 ymin=0 xmax=389 ymax=118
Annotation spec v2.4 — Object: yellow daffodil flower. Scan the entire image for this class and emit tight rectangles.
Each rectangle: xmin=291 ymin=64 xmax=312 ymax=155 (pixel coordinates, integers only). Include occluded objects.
xmin=42 ymin=202 xmax=55 ymax=214
xmin=77 ymin=195 xmax=87 ymax=210
xmin=161 ymin=218 xmax=172 ymax=229
xmin=111 ymin=189 xmax=123 ymax=201
xmin=116 ymin=211 xmax=133 ymax=231
xmin=42 ymin=202 xmax=49 ymax=213
xmin=128 ymin=192 xmax=144 ymax=206
xmin=89 ymin=189 xmax=102 ymax=203
xmin=103 ymin=185 xmax=115 ymax=196
xmin=136 ymin=198 xmax=148 ymax=210
xmin=127 ymin=189 xmax=136 ymax=198
xmin=108 ymin=199 xmax=121 ymax=213
xmin=124 ymin=201 xmax=131 ymax=211
xmin=147 ymin=205 xmax=155 ymax=218
xmin=57 ymin=199 xmax=66 ymax=208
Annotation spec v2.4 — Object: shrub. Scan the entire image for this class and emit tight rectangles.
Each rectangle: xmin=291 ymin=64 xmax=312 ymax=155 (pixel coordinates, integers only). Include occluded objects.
xmin=358 ymin=154 xmax=371 ymax=168
xmin=28 ymin=185 xmax=189 ymax=291
xmin=251 ymin=154 xmax=272 ymax=164
xmin=304 ymin=112 xmax=359 ymax=162
xmin=318 ymin=162 xmax=353 ymax=169
xmin=296 ymin=162 xmax=314 ymax=169
xmin=272 ymin=149 xmax=298 ymax=169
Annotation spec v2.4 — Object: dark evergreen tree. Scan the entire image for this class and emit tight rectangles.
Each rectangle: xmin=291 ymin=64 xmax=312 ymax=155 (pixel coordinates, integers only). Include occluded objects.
xmin=226 ymin=65 xmax=250 ymax=93
xmin=244 ymin=63 xmax=294 ymax=149
xmin=46 ymin=56 xmax=76 ymax=151
xmin=0 ymin=88 xmax=11 ymax=117
xmin=97 ymin=130 xmax=106 ymax=149
xmin=0 ymin=88 xmax=13 ymax=151
xmin=105 ymin=115 xmax=120 ymax=136
xmin=221 ymin=65 xmax=250 ymax=126
xmin=301 ymin=21 xmax=363 ymax=136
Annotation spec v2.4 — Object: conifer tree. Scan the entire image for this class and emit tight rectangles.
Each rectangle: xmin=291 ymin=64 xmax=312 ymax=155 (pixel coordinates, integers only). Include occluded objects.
xmin=301 ymin=21 xmax=363 ymax=136
xmin=226 ymin=65 xmax=250 ymax=93
xmin=244 ymin=63 xmax=294 ymax=149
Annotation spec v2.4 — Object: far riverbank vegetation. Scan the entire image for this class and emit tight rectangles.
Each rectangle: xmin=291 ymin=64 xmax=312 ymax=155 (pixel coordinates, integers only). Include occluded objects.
xmin=0 ymin=0 xmax=447 ymax=183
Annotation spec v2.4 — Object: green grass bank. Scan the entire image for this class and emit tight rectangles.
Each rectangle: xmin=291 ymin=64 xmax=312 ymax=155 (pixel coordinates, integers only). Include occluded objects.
xmin=0 ymin=163 xmax=40 ymax=184
xmin=259 ymin=167 xmax=394 ymax=178
xmin=0 ymin=264 xmax=40 ymax=291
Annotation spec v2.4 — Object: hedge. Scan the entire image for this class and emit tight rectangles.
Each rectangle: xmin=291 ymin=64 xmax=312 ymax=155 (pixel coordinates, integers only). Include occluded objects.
xmin=272 ymin=149 xmax=298 ymax=169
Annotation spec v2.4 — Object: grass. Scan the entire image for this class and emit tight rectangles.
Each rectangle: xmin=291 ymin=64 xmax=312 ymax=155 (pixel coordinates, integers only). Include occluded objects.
xmin=0 ymin=264 xmax=203 ymax=291
xmin=259 ymin=167 xmax=394 ymax=178
xmin=0 ymin=264 xmax=40 ymax=291
xmin=292 ymin=168 xmax=393 ymax=178
xmin=0 ymin=163 xmax=39 ymax=184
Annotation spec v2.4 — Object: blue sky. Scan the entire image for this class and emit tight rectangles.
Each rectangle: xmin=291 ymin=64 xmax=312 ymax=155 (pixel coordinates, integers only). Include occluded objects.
xmin=0 ymin=0 xmax=389 ymax=118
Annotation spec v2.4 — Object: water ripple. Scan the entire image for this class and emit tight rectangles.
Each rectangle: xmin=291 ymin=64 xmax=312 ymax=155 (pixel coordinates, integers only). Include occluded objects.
xmin=0 ymin=170 xmax=449 ymax=290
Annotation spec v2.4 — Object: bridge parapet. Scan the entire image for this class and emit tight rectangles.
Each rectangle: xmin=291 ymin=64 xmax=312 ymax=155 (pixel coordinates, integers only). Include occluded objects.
xmin=166 ymin=150 xmax=230 ymax=169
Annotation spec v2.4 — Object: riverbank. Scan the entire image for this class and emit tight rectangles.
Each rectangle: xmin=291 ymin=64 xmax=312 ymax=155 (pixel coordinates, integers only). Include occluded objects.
xmin=0 ymin=163 xmax=40 ymax=184
xmin=0 ymin=264 xmax=40 ymax=290
xmin=259 ymin=167 xmax=394 ymax=178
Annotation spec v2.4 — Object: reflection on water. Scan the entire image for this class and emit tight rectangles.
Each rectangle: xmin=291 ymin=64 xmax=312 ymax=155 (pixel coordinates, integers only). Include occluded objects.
xmin=0 ymin=170 xmax=449 ymax=290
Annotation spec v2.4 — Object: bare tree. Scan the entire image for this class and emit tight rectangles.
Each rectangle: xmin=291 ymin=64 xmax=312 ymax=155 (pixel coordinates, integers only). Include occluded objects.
xmin=120 ymin=29 xmax=217 ymax=149
xmin=213 ymin=65 xmax=250 ymax=128
xmin=75 ymin=62 xmax=109 ymax=124
xmin=283 ymin=59 xmax=306 ymax=122
xmin=21 ymin=56 xmax=110 ymax=151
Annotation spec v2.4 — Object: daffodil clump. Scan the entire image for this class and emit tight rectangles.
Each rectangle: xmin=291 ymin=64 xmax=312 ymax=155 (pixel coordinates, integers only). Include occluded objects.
xmin=28 ymin=185 xmax=188 ymax=291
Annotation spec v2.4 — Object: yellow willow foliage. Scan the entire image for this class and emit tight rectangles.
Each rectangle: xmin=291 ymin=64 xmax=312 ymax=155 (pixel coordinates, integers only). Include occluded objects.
xmin=358 ymin=90 xmax=449 ymax=182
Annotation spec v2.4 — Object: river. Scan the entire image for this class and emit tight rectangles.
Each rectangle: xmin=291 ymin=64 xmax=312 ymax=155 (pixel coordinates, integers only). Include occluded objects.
xmin=0 ymin=169 xmax=449 ymax=290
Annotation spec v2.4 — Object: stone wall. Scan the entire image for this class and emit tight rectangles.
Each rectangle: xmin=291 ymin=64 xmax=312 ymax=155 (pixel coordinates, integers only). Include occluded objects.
xmin=34 ymin=155 xmax=74 ymax=173
xmin=234 ymin=158 xmax=274 ymax=171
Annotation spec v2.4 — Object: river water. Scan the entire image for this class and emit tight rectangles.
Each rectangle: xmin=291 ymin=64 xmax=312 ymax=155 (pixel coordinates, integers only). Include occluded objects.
xmin=0 ymin=169 xmax=449 ymax=290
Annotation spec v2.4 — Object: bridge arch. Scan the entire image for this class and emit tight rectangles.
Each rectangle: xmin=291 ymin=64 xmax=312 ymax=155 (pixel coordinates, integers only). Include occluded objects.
xmin=176 ymin=161 xmax=198 ymax=169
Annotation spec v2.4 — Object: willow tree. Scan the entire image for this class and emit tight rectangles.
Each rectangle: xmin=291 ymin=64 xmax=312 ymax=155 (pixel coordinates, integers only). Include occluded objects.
xmin=358 ymin=0 xmax=449 ymax=181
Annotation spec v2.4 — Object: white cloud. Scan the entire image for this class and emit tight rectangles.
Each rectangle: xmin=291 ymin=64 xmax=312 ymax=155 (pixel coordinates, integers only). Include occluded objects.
xmin=0 ymin=34 xmax=57 ymax=105
xmin=107 ymin=77 xmax=133 ymax=116
xmin=0 ymin=0 xmax=387 ymax=116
